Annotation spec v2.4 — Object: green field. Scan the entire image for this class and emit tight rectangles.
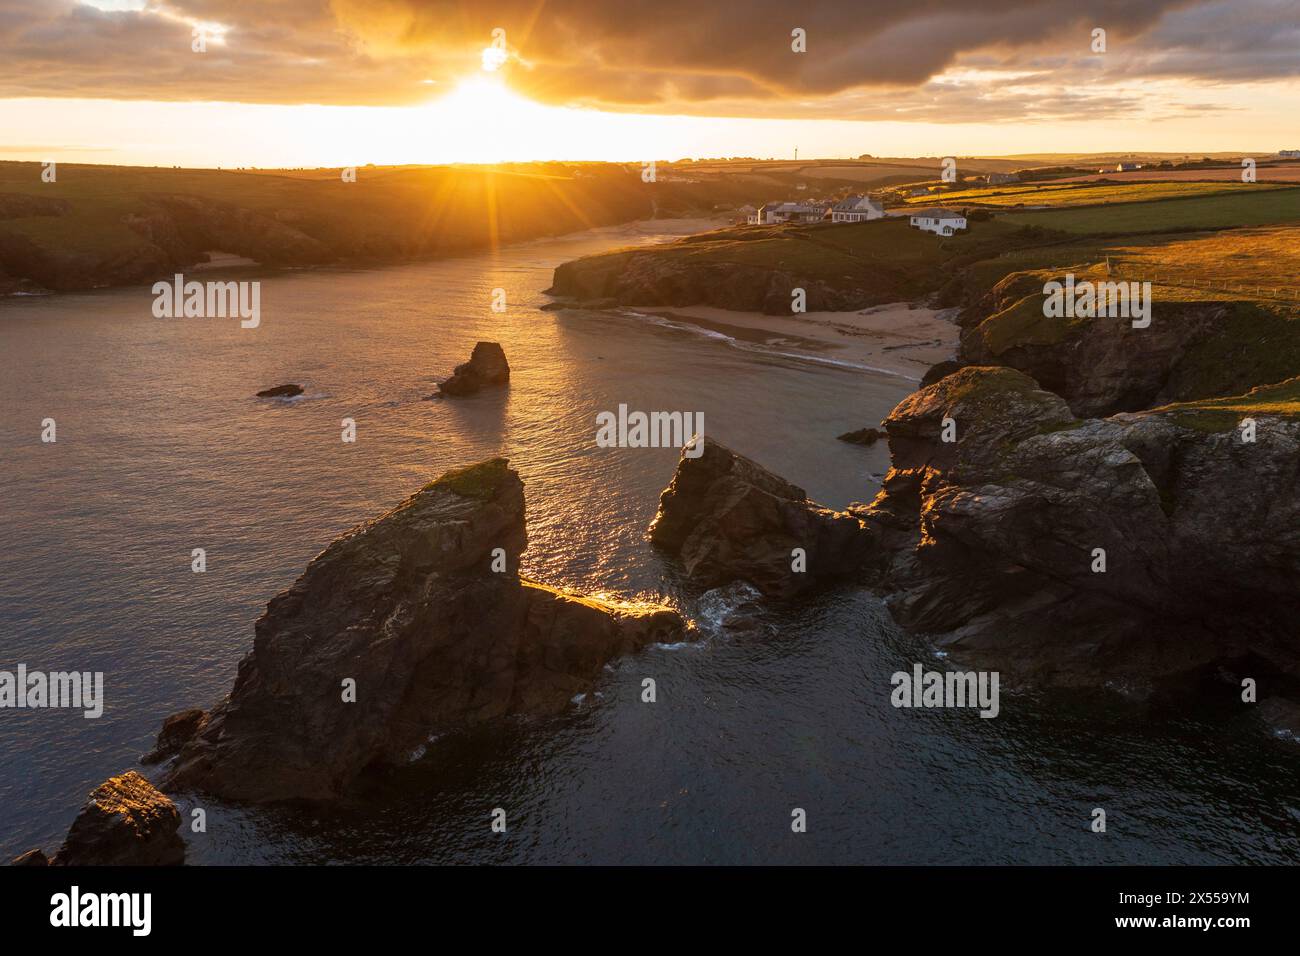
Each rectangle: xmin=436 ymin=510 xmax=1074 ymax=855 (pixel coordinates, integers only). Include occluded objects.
xmin=907 ymin=180 xmax=1274 ymax=208
xmin=998 ymin=186 xmax=1300 ymax=234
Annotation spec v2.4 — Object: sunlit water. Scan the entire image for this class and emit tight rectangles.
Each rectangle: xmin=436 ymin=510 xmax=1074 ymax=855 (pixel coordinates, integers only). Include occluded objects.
xmin=3 ymin=220 xmax=1298 ymax=864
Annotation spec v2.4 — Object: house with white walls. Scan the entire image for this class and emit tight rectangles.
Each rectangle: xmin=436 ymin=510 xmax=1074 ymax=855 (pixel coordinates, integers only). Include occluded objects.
xmin=907 ymin=207 xmax=967 ymax=236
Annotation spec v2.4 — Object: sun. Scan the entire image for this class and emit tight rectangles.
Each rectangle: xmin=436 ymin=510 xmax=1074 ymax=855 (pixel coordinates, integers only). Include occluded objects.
xmin=432 ymin=77 xmax=540 ymax=124
xmin=481 ymin=45 xmax=509 ymax=72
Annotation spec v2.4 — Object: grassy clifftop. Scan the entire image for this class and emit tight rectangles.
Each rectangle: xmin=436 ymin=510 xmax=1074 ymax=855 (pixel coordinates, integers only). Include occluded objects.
xmin=0 ymin=160 xmax=763 ymax=292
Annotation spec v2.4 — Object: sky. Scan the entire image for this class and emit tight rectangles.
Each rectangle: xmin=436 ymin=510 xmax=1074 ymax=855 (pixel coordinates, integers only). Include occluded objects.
xmin=1 ymin=0 xmax=1298 ymax=167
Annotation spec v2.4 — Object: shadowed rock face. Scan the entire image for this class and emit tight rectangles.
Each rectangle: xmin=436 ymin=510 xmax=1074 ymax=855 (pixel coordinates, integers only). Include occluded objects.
xmin=141 ymin=708 xmax=207 ymax=765
xmin=29 ymin=771 xmax=185 ymax=866
xmin=160 ymin=458 xmax=687 ymax=804
xmin=649 ymin=437 xmax=872 ymax=597
xmin=437 ymin=342 xmax=510 ymax=396
xmin=852 ymin=365 xmax=1300 ymax=689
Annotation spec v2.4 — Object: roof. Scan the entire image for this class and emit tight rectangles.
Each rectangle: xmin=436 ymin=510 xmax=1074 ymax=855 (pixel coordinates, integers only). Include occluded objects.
xmin=907 ymin=207 xmax=965 ymax=218
xmin=833 ymin=194 xmax=882 ymax=211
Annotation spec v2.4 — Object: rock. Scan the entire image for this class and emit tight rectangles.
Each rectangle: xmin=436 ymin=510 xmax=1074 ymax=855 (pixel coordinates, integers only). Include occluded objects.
xmin=161 ymin=458 xmax=689 ymax=803
xmin=141 ymin=708 xmax=207 ymax=764
xmin=650 ymin=437 xmax=872 ymax=597
xmin=256 ymin=383 xmax=303 ymax=398
xmin=50 ymin=771 xmax=184 ymax=866
xmin=854 ymin=365 xmax=1300 ymax=689
xmin=919 ymin=360 xmax=964 ymax=388
xmin=956 ymin=271 xmax=1300 ymax=417
xmin=11 ymin=849 xmax=48 ymax=866
xmin=437 ymin=342 xmax=510 ymax=396
xmin=837 ymin=427 xmax=884 ymax=446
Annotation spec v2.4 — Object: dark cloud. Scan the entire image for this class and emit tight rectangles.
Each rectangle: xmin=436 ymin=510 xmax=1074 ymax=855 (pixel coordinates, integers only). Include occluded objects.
xmin=0 ymin=0 xmax=1291 ymax=119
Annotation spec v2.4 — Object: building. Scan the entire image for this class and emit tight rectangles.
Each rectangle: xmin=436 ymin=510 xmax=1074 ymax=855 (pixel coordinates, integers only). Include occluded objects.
xmin=985 ymin=172 xmax=1020 ymax=184
xmin=1280 ymin=149 xmax=1300 ymax=158
xmin=830 ymin=195 xmax=885 ymax=223
xmin=757 ymin=201 xmax=830 ymax=224
xmin=1115 ymin=162 xmax=1143 ymax=172
xmin=907 ymin=207 xmax=967 ymax=236
xmin=737 ymin=204 xmax=759 ymax=224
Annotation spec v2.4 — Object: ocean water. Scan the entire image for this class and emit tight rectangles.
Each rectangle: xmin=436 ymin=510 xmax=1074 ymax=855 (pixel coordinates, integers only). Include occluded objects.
xmin=2 ymin=221 xmax=1299 ymax=865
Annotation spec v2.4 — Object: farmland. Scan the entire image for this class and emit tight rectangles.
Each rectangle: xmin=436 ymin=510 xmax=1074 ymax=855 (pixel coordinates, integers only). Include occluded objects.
xmin=904 ymin=181 xmax=1275 ymax=208
xmin=998 ymin=186 xmax=1300 ymax=234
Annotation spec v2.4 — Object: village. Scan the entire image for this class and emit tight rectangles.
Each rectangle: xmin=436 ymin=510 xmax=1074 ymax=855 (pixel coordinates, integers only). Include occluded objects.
xmin=741 ymin=194 xmax=967 ymax=236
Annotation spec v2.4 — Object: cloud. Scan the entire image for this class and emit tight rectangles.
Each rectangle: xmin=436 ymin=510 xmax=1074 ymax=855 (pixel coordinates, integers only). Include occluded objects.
xmin=0 ymin=0 xmax=1292 ymax=122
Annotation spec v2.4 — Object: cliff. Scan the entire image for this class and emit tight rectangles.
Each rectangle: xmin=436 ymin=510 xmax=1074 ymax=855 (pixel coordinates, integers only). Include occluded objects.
xmin=155 ymin=459 xmax=689 ymax=804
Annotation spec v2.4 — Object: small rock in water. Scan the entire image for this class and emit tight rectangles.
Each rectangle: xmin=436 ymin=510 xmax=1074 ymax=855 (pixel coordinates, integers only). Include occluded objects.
xmin=21 ymin=771 xmax=186 ymax=866
xmin=837 ymin=427 xmax=884 ymax=446
xmin=256 ymin=383 xmax=304 ymax=398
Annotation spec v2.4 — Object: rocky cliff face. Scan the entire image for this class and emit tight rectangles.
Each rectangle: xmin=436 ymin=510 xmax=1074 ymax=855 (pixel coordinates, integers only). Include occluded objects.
xmin=850 ymin=365 xmax=1300 ymax=689
xmin=159 ymin=459 xmax=688 ymax=804
xmin=650 ymin=437 xmax=872 ymax=597
xmin=959 ymin=271 xmax=1300 ymax=418
xmin=124 ymin=194 xmax=332 ymax=268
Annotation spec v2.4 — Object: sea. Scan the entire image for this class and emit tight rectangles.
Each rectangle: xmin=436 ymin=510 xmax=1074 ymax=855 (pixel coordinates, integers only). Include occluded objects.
xmin=2 ymin=219 xmax=1298 ymax=864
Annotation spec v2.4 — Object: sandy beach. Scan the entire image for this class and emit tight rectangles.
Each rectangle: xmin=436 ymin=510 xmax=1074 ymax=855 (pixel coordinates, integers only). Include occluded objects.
xmin=627 ymin=302 xmax=960 ymax=381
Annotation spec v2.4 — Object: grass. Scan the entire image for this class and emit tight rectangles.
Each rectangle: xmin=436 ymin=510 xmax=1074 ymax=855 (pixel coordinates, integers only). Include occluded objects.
xmin=905 ymin=181 xmax=1276 ymax=208
xmin=998 ymin=186 xmax=1300 ymax=234
xmin=1152 ymin=377 xmax=1300 ymax=431
xmin=1101 ymin=224 xmax=1300 ymax=302
xmin=0 ymin=160 xmax=715 ymax=265
xmin=973 ymin=285 xmax=1078 ymax=355
xmin=428 ymin=458 xmax=514 ymax=499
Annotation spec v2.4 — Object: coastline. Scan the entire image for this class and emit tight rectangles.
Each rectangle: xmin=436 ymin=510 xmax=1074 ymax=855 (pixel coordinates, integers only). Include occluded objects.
xmin=0 ymin=215 xmax=729 ymax=300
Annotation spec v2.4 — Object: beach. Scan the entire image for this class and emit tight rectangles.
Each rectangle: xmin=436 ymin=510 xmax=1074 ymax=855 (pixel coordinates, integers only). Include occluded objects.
xmin=627 ymin=301 xmax=961 ymax=381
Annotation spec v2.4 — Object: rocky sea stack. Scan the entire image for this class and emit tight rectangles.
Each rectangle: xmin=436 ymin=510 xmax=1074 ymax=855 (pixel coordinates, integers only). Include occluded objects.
xmin=436 ymin=341 xmax=510 ymax=396
xmin=156 ymin=458 xmax=688 ymax=804
xmin=650 ymin=437 xmax=872 ymax=597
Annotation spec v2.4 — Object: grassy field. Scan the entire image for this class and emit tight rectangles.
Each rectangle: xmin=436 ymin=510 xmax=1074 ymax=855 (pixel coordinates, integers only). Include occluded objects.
xmin=0 ymin=160 xmax=783 ymax=289
xmin=998 ymin=186 xmax=1300 ymax=234
xmin=905 ymin=181 xmax=1273 ymax=208
xmin=597 ymin=215 xmax=1036 ymax=289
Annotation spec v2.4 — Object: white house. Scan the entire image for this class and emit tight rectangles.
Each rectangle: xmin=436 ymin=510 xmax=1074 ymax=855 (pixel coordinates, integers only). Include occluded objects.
xmin=830 ymin=195 xmax=885 ymax=223
xmin=907 ymin=207 xmax=967 ymax=236
xmin=985 ymin=172 xmax=1019 ymax=184
xmin=1280 ymin=149 xmax=1300 ymax=158
xmin=738 ymin=204 xmax=759 ymax=224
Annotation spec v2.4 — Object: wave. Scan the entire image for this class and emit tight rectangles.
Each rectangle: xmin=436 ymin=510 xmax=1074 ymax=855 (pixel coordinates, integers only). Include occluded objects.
xmin=615 ymin=309 xmax=921 ymax=382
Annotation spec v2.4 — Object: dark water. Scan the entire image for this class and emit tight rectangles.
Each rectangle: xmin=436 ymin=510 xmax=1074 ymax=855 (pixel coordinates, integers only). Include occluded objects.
xmin=2 ymin=221 xmax=1298 ymax=864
